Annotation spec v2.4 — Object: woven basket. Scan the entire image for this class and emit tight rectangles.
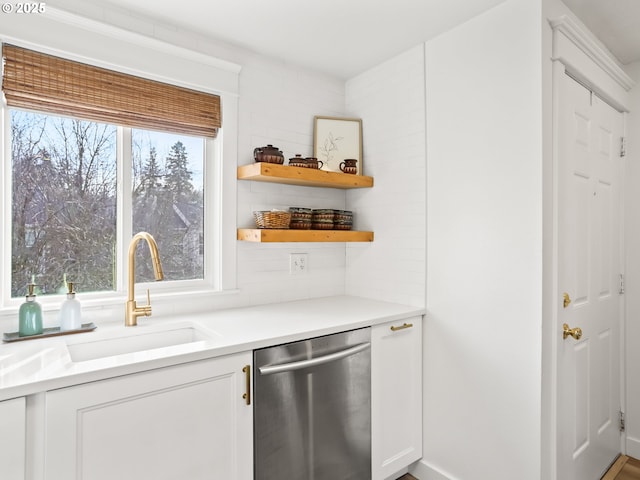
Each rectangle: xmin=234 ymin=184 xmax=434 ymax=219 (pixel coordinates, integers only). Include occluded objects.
xmin=253 ymin=210 xmax=291 ymax=229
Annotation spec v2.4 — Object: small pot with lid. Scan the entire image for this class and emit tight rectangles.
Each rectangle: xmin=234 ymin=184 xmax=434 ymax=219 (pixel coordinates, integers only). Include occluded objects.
xmin=254 ymin=145 xmax=284 ymax=164
xmin=289 ymin=154 xmax=307 ymax=168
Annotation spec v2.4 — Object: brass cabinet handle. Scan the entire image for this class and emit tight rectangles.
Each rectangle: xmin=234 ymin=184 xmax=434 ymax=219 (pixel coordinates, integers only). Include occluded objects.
xmin=563 ymin=323 xmax=582 ymax=341
xmin=390 ymin=322 xmax=413 ymax=332
xmin=563 ymin=293 xmax=571 ymax=309
xmin=242 ymin=365 xmax=251 ymax=405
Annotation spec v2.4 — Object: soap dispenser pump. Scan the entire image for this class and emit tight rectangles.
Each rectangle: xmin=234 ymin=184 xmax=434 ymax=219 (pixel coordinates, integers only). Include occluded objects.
xmin=59 ymin=282 xmax=82 ymax=331
xmin=19 ymin=283 xmax=43 ymax=337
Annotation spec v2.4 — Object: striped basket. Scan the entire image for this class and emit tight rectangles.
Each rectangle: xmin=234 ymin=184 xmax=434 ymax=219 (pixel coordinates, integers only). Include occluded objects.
xmin=253 ymin=210 xmax=291 ymax=229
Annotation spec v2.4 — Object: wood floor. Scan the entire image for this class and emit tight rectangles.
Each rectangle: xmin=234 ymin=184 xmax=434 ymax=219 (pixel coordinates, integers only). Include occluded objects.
xmin=394 ymin=456 xmax=640 ymax=480
xmin=602 ymin=456 xmax=640 ymax=480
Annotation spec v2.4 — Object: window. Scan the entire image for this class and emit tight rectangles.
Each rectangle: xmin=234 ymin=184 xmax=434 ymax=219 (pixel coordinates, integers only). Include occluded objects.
xmin=131 ymin=129 xmax=204 ymax=283
xmin=3 ymin=44 xmax=220 ymax=301
xmin=10 ymin=110 xmax=117 ymax=296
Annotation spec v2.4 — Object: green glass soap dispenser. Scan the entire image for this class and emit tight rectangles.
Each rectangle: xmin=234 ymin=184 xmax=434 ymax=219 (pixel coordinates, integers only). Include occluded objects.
xmin=19 ymin=283 xmax=43 ymax=336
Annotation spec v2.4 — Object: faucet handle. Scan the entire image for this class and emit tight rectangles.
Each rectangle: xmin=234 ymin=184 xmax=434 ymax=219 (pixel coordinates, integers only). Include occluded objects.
xmin=140 ymin=288 xmax=152 ymax=317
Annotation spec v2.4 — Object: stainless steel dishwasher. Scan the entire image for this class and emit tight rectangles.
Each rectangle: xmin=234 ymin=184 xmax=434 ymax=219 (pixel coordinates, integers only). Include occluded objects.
xmin=254 ymin=327 xmax=371 ymax=480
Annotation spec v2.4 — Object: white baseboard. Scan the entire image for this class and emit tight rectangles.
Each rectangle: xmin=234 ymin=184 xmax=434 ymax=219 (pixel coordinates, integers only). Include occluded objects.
xmin=626 ymin=436 xmax=640 ymax=459
xmin=410 ymin=459 xmax=454 ymax=480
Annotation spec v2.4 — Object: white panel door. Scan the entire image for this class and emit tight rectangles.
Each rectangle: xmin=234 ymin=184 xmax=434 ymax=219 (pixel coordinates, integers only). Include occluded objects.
xmin=557 ymin=72 xmax=624 ymax=480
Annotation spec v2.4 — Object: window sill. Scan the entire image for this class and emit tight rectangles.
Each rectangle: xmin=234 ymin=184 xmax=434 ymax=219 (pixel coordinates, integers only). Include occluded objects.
xmin=0 ymin=288 xmax=240 ymax=324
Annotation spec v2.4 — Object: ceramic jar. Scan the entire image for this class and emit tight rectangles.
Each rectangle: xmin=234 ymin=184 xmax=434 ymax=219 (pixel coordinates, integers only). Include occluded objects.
xmin=289 ymin=154 xmax=306 ymax=168
xmin=254 ymin=145 xmax=284 ymax=164
xmin=304 ymin=157 xmax=324 ymax=169
xmin=339 ymin=159 xmax=358 ymax=174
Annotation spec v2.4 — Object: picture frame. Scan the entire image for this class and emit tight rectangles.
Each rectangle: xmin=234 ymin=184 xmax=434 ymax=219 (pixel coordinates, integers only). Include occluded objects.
xmin=313 ymin=116 xmax=363 ymax=175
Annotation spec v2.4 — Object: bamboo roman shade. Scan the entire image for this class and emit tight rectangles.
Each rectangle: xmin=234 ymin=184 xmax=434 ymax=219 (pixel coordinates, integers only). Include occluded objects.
xmin=2 ymin=44 xmax=221 ymax=137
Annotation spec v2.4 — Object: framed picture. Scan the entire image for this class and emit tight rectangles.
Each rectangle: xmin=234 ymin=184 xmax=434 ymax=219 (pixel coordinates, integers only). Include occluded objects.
xmin=313 ymin=116 xmax=363 ymax=175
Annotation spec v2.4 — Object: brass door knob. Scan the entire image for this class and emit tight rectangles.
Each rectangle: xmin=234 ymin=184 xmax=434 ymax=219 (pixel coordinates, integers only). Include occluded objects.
xmin=563 ymin=293 xmax=571 ymax=308
xmin=563 ymin=323 xmax=582 ymax=341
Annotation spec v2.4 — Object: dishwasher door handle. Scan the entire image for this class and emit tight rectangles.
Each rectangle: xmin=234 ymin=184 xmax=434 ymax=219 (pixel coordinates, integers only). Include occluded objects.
xmin=258 ymin=342 xmax=371 ymax=375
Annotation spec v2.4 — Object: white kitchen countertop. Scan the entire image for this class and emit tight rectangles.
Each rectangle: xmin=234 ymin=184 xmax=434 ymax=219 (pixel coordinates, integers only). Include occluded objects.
xmin=0 ymin=295 xmax=425 ymax=401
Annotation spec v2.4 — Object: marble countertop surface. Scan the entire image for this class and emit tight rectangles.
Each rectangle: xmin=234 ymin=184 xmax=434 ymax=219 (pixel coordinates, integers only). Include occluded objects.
xmin=0 ymin=295 xmax=425 ymax=401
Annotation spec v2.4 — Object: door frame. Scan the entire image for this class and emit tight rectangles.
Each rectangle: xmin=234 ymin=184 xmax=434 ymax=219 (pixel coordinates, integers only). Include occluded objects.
xmin=545 ymin=14 xmax=634 ymax=480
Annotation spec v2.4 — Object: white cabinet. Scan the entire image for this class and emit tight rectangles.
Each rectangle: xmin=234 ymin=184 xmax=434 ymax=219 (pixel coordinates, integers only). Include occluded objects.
xmin=44 ymin=352 xmax=252 ymax=480
xmin=0 ymin=397 xmax=26 ymax=480
xmin=371 ymin=316 xmax=423 ymax=480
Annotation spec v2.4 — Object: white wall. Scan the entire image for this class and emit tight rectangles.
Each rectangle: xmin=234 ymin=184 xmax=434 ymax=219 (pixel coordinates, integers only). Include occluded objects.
xmin=235 ymin=54 xmax=349 ymax=305
xmin=421 ymin=0 xmax=543 ymax=479
xmin=624 ymin=60 xmax=640 ymax=457
xmin=345 ymin=46 xmax=427 ymax=307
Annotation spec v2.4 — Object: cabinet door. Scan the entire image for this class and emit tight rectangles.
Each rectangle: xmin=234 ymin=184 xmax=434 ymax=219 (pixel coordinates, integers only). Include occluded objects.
xmin=371 ymin=316 xmax=423 ymax=480
xmin=45 ymin=352 xmax=252 ymax=480
xmin=0 ymin=397 xmax=26 ymax=480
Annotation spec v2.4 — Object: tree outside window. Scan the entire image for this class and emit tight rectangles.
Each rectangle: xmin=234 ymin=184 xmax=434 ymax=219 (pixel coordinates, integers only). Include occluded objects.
xmin=132 ymin=130 xmax=204 ymax=283
xmin=10 ymin=110 xmax=205 ymax=298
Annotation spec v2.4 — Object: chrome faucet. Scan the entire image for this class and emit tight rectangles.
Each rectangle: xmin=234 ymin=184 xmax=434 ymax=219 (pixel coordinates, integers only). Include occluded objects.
xmin=125 ymin=232 xmax=164 ymax=326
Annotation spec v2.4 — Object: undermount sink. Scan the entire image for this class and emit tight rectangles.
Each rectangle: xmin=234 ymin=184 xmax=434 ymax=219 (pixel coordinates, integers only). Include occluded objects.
xmin=66 ymin=326 xmax=214 ymax=362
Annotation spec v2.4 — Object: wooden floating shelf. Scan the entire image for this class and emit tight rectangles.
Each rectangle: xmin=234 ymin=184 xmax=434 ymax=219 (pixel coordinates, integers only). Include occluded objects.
xmin=237 ymin=229 xmax=374 ymax=243
xmin=237 ymin=163 xmax=373 ymax=189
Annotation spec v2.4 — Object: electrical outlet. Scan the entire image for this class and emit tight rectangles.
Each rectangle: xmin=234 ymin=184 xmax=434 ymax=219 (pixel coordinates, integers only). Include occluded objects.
xmin=289 ymin=253 xmax=308 ymax=275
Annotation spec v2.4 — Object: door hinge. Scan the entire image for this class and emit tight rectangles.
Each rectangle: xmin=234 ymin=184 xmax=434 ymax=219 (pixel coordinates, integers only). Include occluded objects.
xmin=620 ymin=410 xmax=626 ymax=432
xmin=621 ymin=137 xmax=626 ymax=158
xmin=619 ymin=274 xmax=625 ymax=295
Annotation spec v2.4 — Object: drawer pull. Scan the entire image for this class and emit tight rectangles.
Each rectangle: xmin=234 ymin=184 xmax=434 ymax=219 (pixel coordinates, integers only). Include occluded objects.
xmin=390 ymin=322 xmax=413 ymax=332
xmin=242 ymin=365 xmax=251 ymax=405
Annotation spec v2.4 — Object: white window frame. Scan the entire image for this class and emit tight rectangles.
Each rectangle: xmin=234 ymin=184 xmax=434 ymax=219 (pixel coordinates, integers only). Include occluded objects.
xmin=0 ymin=106 xmax=227 ymax=309
xmin=118 ymin=125 xmax=222 ymax=295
